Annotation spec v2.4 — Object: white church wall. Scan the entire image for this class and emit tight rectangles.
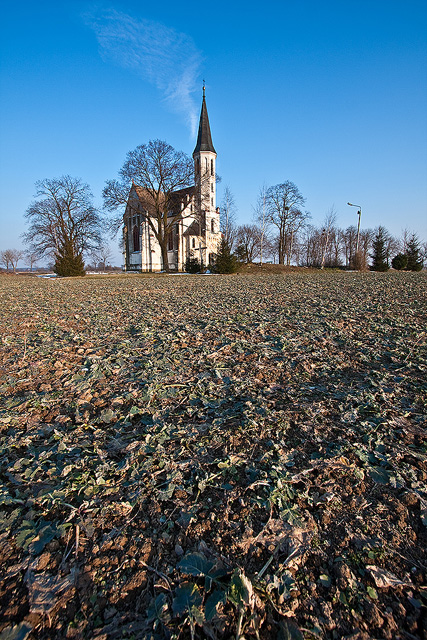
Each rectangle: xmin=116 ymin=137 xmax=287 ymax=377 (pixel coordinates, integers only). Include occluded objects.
xmin=123 ymin=90 xmax=220 ymax=272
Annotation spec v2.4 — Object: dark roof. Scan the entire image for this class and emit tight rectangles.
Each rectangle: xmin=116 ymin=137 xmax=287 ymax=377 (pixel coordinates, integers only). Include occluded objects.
xmin=183 ymin=220 xmax=201 ymax=236
xmin=127 ymin=184 xmax=195 ymax=218
xmin=131 ymin=185 xmax=157 ymax=214
xmin=172 ymin=186 xmax=195 ymax=198
xmin=169 ymin=186 xmax=195 ymax=214
xmin=193 ymin=90 xmax=216 ymax=155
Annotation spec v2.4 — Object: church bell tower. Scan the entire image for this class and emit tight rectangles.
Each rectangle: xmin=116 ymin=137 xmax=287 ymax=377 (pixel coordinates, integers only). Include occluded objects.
xmin=193 ymin=86 xmax=218 ymax=237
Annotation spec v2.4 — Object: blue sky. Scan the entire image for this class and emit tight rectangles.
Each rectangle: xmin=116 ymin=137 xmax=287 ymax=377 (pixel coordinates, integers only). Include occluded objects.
xmin=1 ymin=0 xmax=426 ymax=265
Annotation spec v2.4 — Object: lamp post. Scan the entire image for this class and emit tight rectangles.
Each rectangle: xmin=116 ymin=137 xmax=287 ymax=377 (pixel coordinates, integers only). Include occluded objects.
xmin=284 ymin=205 xmax=290 ymax=265
xmin=320 ymin=228 xmax=326 ymax=269
xmin=347 ymin=202 xmax=362 ymax=257
xmin=260 ymin=191 xmax=266 ymax=266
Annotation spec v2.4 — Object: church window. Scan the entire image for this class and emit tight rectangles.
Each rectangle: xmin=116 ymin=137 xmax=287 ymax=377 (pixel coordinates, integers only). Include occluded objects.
xmin=133 ymin=225 xmax=140 ymax=252
xmin=211 ymin=183 xmax=214 ymax=193
xmin=192 ymin=238 xmax=195 ymax=248
xmin=211 ymin=198 xmax=214 ymax=206
xmin=168 ymin=229 xmax=174 ymax=251
xmin=211 ymin=219 xmax=215 ymax=233
xmin=211 ymin=159 xmax=214 ymax=175
xmin=205 ymin=158 xmax=208 ymax=171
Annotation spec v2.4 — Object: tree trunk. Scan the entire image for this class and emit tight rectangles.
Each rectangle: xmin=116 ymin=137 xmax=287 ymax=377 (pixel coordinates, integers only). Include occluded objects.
xmin=278 ymin=238 xmax=285 ymax=264
xmin=287 ymin=230 xmax=294 ymax=266
xmin=160 ymin=238 xmax=170 ymax=273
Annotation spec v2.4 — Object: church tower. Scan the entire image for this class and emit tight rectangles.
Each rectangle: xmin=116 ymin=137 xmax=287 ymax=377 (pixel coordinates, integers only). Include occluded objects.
xmin=193 ymin=87 xmax=219 ymax=239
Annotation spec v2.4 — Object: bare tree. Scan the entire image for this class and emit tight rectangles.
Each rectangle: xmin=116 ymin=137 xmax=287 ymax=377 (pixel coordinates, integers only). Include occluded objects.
xmin=341 ymin=226 xmax=373 ymax=270
xmin=253 ymin=184 xmax=269 ymax=265
xmin=1 ymin=250 xmax=13 ymax=271
xmin=235 ymin=225 xmax=261 ymax=263
xmin=24 ymin=176 xmax=102 ymax=274
xmin=376 ymin=229 xmax=399 ymax=268
xmin=1 ymin=249 xmax=23 ymax=273
xmin=298 ymin=225 xmax=322 ymax=267
xmin=103 ymin=140 xmax=194 ymax=271
xmin=320 ymin=206 xmax=337 ymax=269
xmin=220 ymin=186 xmax=238 ymax=250
xmin=297 ymin=226 xmax=309 ymax=266
xmin=342 ymin=225 xmax=358 ymax=267
xmin=358 ymin=229 xmax=374 ymax=270
xmin=285 ymin=209 xmax=310 ymax=266
xmin=265 ymin=233 xmax=281 ymax=264
xmin=10 ymin=250 xmax=23 ymax=273
xmin=401 ymin=228 xmax=411 ymax=254
xmin=299 ymin=221 xmax=406 ymax=270
xmin=328 ymin=227 xmax=344 ymax=267
xmin=91 ymin=244 xmax=113 ymax=271
xmin=265 ymin=181 xmax=310 ymax=264
xmin=103 ymin=140 xmax=193 ymax=272
xmin=25 ymin=250 xmax=39 ymax=272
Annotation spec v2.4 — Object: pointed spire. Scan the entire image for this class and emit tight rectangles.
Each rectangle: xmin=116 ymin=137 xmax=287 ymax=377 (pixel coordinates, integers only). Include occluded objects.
xmin=193 ymin=85 xmax=216 ymax=155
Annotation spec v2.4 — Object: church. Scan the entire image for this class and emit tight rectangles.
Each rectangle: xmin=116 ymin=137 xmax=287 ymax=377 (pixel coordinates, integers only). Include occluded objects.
xmin=122 ymin=89 xmax=221 ymax=271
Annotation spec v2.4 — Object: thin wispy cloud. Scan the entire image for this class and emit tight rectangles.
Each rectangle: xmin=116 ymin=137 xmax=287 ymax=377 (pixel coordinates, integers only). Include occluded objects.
xmin=85 ymin=7 xmax=202 ymax=137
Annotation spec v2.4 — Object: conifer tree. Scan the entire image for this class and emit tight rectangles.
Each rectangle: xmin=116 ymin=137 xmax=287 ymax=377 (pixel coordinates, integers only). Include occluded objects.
xmin=370 ymin=227 xmax=389 ymax=271
xmin=54 ymin=238 xmax=85 ymax=277
xmin=391 ymin=253 xmax=408 ymax=270
xmin=214 ymin=238 xmax=238 ymax=273
xmin=405 ymin=233 xmax=423 ymax=271
xmin=185 ymin=256 xmax=202 ymax=273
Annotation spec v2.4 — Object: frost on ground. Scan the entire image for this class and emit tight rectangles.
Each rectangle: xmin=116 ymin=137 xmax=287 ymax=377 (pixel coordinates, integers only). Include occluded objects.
xmin=0 ymin=271 xmax=426 ymax=639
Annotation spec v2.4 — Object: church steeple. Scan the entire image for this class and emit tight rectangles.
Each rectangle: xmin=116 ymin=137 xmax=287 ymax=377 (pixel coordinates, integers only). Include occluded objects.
xmin=192 ymin=86 xmax=218 ymax=238
xmin=193 ymin=86 xmax=216 ymax=156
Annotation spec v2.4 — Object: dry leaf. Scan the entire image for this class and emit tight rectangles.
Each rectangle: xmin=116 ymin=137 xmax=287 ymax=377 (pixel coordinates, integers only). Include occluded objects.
xmin=366 ymin=565 xmax=413 ymax=589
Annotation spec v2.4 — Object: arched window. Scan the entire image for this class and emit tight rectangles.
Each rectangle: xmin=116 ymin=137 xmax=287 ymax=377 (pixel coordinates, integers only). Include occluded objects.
xmin=205 ymin=158 xmax=208 ymax=171
xmin=192 ymin=238 xmax=195 ymax=248
xmin=133 ymin=225 xmax=140 ymax=252
xmin=211 ymin=159 xmax=214 ymax=176
xmin=211 ymin=219 xmax=215 ymax=233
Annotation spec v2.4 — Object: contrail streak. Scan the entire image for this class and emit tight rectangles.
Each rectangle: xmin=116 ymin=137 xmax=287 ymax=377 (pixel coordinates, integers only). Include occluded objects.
xmin=85 ymin=8 xmax=202 ymax=137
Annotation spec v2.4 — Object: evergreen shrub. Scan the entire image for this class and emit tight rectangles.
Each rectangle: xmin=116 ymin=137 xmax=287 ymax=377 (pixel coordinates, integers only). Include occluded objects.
xmin=405 ymin=234 xmax=424 ymax=271
xmin=370 ymin=228 xmax=389 ymax=271
xmin=54 ymin=239 xmax=85 ymax=277
xmin=213 ymin=239 xmax=238 ymax=273
xmin=185 ymin=256 xmax=202 ymax=273
xmin=391 ymin=253 xmax=408 ymax=270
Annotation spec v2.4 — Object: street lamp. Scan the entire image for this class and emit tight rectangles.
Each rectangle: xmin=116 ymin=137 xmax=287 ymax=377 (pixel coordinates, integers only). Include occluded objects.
xmin=347 ymin=202 xmax=362 ymax=256
xmin=320 ymin=228 xmax=326 ymax=269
